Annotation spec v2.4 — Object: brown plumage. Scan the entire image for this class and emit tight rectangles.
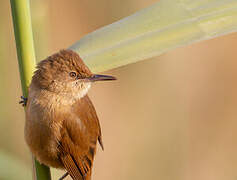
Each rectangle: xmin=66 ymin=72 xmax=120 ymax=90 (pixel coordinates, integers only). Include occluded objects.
xmin=24 ymin=50 xmax=116 ymax=180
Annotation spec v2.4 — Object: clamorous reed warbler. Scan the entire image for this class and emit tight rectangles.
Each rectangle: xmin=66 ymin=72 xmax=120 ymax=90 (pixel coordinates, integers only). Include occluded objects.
xmin=24 ymin=50 xmax=116 ymax=180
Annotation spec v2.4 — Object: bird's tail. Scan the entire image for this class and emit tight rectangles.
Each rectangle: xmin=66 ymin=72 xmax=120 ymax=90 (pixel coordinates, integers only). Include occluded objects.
xmin=59 ymin=144 xmax=94 ymax=180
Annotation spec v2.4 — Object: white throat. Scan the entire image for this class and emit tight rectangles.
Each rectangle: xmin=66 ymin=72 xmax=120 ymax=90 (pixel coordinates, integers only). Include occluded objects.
xmin=52 ymin=82 xmax=91 ymax=105
xmin=76 ymin=82 xmax=91 ymax=99
xmin=29 ymin=82 xmax=92 ymax=110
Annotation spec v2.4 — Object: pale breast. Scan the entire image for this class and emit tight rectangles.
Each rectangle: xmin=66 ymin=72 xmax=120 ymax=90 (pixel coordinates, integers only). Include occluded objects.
xmin=25 ymin=92 xmax=66 ymax=168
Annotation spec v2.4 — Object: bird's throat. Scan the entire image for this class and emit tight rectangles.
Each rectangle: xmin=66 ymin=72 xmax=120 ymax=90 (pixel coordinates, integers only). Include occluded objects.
xmin=30 ymin=82 xmax=92 ymax=108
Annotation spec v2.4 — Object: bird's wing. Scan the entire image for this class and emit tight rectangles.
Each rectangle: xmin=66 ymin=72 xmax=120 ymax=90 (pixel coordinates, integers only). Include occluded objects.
xmin=82 ymin=95 xmax=104 ymax=150
xmin=58 ymin=95 xmax=102 ymax=180
xmin=58 ymin=143 xmax=85 ymax=180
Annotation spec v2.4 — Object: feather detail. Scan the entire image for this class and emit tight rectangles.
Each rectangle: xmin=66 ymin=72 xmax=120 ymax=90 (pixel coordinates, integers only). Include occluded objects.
xmin=59 ymin=144 xmax=85 ymax=180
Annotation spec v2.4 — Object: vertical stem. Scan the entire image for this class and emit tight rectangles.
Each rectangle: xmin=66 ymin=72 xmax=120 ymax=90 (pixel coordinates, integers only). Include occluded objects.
xmin=34 ymin=160 xmax=52 ymax=180
xmin=10 ymin=0 xmax=36 ymax=96
xmin=10 ymin=0 xmax=51 ymax=179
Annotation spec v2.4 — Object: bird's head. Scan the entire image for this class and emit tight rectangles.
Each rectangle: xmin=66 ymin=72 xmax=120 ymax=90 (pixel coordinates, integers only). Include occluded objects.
xmin=31 ymin=50 xmax=116 ymax=100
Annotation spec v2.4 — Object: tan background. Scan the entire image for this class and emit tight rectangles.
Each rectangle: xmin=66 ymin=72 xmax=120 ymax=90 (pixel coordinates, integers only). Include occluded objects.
xmin=1 ymin=0 xmax=237 ymax=179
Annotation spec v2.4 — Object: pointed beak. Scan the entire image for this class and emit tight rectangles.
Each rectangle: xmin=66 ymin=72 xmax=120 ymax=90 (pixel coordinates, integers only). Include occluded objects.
xmin=88 ymin=74 xmax=117 ymax=82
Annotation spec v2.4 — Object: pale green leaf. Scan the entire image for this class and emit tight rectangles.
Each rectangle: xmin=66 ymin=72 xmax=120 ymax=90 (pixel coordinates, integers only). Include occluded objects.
xmin=70 ymin=0 xmax=237 ymax=73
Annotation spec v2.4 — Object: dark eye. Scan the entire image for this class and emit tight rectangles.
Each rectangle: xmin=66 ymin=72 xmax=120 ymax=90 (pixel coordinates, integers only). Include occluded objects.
xmin=69 ymin=72 xmax=77 ymax=78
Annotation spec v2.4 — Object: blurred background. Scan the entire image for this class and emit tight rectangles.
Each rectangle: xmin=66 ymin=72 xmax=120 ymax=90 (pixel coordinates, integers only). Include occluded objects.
xmin=1 ymin=0 xmax=237 ymax=179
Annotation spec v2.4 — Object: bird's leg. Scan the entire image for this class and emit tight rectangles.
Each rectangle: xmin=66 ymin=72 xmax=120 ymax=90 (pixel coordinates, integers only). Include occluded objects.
xmin=19 ymin=96 xmax=28 ymax=107
xmin=59 ymin=172 xmax=69 ymax=180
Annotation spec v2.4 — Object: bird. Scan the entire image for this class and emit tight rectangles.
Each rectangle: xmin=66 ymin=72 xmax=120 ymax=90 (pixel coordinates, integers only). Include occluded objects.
xmin=23 ymin=49 xmax=116 ymax=180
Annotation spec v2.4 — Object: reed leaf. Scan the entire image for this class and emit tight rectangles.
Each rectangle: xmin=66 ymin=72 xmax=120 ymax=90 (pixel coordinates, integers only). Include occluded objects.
xmin=70 ymin=0 xmax=237 ymax=73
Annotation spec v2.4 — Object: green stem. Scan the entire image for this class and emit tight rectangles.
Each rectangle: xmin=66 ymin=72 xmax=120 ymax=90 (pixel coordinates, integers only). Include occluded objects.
xmin=34 ymin=160 xmax=52 ymax=180
xmin=10 ymin=0 xmax=51 ymax=179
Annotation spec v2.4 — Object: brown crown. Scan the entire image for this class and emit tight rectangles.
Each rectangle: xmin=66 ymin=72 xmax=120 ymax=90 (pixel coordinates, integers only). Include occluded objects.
xmin=31 ymin=49 xmax=93 ymax=89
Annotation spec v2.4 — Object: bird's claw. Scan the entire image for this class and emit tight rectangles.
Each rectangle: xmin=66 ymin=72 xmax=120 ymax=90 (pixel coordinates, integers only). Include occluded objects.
xmin=19 ymin=96 xmax=28 ymax=107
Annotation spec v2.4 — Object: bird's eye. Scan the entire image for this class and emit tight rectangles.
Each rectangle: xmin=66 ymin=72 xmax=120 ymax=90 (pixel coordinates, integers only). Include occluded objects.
xmin=69 ymin=72 xmax=77 ymax=78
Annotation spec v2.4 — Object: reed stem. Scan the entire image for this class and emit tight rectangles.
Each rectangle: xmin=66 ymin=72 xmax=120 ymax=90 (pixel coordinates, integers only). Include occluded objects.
xmin=10 ymin=0 xmax=51 ymax=179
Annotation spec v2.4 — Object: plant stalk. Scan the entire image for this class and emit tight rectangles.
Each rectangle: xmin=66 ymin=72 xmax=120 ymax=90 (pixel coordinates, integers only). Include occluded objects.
xmin=10 ymin=0 xmax=51 ymax=179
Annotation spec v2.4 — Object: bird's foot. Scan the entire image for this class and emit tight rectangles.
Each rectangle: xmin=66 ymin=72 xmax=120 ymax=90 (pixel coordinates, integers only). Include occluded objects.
xmin=59 ymin=172 xmax=69 ymax=180
xmin=19 ymin=96 xmax=28 ymax=107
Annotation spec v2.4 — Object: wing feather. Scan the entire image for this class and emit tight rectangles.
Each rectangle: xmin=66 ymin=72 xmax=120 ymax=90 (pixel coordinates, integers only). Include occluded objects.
xmin=58 ymin=95 xmax=101 ymax=180
xmin=59 ymin=144 xmax=85 ymax=180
